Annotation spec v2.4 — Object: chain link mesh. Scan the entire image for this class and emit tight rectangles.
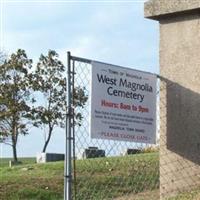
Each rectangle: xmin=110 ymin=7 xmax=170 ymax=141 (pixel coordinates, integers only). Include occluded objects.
xmin=159 ymin=78 xmax=200 ymax=200
xmin=71 ymin=59 xmax=159 ymax=200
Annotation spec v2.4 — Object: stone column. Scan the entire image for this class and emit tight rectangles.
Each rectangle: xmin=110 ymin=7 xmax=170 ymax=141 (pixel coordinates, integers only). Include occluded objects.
xmin=144 ymin=0 xmax=200 ymax=199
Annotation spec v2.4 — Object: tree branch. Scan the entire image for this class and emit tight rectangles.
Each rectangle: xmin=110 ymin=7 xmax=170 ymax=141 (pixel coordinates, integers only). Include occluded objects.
xmin=1 ymin=141 xmax=12 ymax=147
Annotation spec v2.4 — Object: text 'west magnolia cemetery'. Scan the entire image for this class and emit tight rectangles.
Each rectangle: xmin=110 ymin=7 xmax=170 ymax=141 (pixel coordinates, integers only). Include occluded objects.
xmin=90 ymin=61 xmax=157 ymax=144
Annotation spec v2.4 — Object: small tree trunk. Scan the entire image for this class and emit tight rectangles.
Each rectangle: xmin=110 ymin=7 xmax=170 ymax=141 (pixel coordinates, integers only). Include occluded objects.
xmin=12 ymin=143 xmax=18 ymax=163
xmin=42 ymin=126 xmax=53 ymax=153
xmin=12 ymin=122 xmax=18 ymax=163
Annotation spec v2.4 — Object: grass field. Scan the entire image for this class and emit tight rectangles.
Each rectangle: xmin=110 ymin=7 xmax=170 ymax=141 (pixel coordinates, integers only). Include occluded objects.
xmin=0 ymin=157 xmax=36 ymax=167
xmin=0 ymin=152 xmax=159 ymax=200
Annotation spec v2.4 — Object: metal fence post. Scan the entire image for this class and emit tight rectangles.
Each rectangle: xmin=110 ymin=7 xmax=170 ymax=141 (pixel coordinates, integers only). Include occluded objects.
xmin=64 ymin=51 xmax=72 ymax=200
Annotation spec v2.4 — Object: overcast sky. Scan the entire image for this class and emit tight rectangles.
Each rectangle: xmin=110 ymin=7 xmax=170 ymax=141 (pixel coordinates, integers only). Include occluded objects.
xmin=0 ymin=0 xmax=159 ymax=157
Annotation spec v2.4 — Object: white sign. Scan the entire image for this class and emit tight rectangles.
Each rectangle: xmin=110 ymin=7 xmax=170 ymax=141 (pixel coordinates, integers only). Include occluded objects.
xmin=90 ymin=61 xmax=157 ymax=144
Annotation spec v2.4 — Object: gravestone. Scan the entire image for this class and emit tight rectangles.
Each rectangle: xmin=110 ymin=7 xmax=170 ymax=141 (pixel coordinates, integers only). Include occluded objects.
xmin=78 ymin=147 xmax=105 ymax=159
xmin=121 ymin=148 xmax=141 ymax=156
xmin=36 ymin=153 xmax=65 ymax=163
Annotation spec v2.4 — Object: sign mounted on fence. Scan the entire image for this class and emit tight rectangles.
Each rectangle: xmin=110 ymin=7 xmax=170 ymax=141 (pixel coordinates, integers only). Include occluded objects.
xmin=90 ymin=61 xmax=157 ymax=144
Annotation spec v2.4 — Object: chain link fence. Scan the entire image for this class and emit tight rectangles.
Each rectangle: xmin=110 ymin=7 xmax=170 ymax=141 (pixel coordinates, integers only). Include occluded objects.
xmin=159 ymin=77 xmax=200 ymax=200
xmin=70 ymin=57 xmax=160 ymax=200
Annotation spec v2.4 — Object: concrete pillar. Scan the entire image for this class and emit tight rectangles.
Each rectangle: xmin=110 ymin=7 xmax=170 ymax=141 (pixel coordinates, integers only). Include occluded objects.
xmin=144 ymin=0 xmax=200 ymax=199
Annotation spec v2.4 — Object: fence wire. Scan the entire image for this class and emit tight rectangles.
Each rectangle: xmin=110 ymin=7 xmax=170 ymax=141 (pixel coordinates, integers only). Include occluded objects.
xmin=71 ymin=58 xmax=160 ymax=200
xmin=159 ymin=78 xmax=200 ymax=200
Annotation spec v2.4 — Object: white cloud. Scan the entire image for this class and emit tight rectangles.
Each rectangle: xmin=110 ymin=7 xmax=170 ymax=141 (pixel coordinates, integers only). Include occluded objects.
xmin=58 ymin=35 xmax=109 ymax=64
